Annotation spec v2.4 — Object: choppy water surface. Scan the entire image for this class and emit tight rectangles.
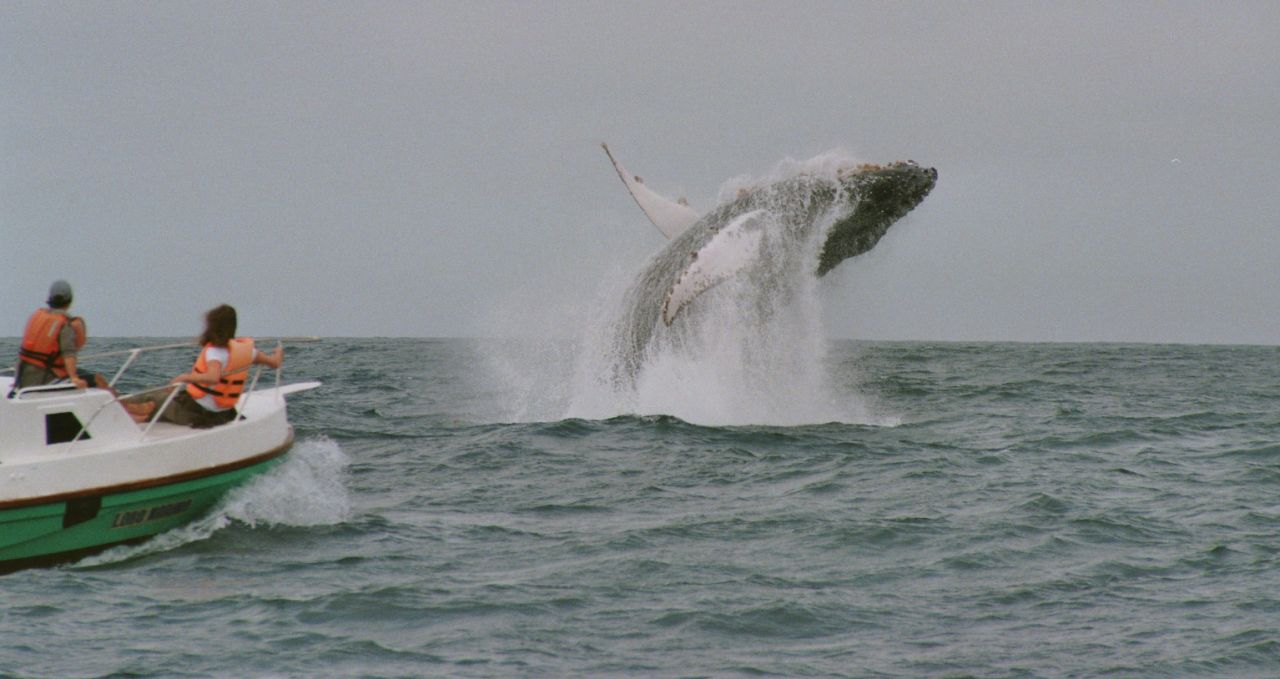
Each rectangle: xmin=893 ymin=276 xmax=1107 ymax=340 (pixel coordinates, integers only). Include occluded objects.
xmin=3 ymin=338 xmax=1280 ymax=678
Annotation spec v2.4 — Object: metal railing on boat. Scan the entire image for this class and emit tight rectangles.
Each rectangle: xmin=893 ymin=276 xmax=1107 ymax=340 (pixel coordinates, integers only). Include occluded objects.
xmin=4 ymin=340 xmax=284 ymax=452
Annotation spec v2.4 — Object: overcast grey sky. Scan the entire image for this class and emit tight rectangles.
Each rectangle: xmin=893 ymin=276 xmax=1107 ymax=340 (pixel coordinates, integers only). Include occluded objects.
xmin=3 ymin=1 xmax=1278 ymax=343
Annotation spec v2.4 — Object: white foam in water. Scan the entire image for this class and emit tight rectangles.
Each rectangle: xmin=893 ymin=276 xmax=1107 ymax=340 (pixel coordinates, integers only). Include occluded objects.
xmin=75 ymin=437 xmax=350 ymax=568
xmin=483 ymin=150 xmax=888 ymax=427
xmin=219 ymin=435 xmax=351 ymax=528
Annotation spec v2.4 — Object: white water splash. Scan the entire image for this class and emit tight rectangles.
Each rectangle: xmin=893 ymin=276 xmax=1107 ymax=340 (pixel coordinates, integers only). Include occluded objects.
xmin=478 ymin=262 xmax=638 ymax=423
xmin=597 ymin=221 xmax=872 ymax=427
xmin=74 ymin=437 xmax=350 ymax=568
xmin=219 ymin=435 xmax=351 ymax=528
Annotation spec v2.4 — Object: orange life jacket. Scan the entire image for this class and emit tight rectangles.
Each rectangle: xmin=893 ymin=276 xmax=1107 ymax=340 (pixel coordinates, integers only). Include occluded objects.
xmin=17 ymin=308 xmax=85 ymax=377
xmin=186 ymin=338 xmax=256 ymax=409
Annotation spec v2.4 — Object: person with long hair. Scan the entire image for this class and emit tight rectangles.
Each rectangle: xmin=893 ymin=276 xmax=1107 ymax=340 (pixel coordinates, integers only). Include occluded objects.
xmin=128 ymin=304 xmax=283 ymax=427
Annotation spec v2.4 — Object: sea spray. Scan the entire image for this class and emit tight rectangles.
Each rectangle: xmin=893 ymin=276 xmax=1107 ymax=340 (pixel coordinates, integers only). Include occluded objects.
xmin=218 ymin=436 xmax=351 ymax=527
xmin=477 ymin=262 xmax=638 ymax=423
xmin=618 ymin=206 xmax=874 ymax=426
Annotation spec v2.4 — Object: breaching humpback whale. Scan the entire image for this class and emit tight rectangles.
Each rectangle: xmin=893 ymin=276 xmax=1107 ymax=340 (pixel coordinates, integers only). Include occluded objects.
xmin=602 ymin=144 xmax=937 ymax=384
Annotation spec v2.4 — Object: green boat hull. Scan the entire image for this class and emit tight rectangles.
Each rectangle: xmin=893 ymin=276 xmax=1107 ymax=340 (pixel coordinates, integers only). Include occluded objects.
xmin=0 ymin=456 xmax=282 ymax=573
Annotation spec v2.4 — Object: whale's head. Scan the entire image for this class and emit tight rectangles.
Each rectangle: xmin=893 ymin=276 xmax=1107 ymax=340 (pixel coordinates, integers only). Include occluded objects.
xmin=817 ymin=161 xmax=937 ymax=276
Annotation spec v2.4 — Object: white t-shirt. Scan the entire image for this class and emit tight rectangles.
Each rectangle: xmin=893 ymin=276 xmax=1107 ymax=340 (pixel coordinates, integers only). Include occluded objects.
xmin=195 ymin=345 xmax=257 ymax=411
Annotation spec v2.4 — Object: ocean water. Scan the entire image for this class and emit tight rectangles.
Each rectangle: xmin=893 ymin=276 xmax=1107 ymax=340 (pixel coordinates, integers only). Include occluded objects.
xmin=3 ymin=338 xmax=1280 ymax=678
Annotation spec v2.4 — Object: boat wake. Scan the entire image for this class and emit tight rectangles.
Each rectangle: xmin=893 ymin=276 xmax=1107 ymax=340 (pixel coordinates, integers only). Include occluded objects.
xmin=74 ymin=437 xmax=350 ymax=569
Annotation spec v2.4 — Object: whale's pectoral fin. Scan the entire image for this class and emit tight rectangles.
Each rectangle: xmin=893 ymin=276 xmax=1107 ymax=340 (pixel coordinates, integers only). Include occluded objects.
xmin=662 ymin=210 xmax=766 ymax=326
xmin=602 ymin=143 xmax=701 ymax=239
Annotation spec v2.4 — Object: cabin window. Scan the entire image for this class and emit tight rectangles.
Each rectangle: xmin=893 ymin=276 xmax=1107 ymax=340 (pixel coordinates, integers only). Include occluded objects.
xmin=63 ymin=495 xmax=102 ymax=528
xmin=46 ymin=411 xmax=90 ymax=445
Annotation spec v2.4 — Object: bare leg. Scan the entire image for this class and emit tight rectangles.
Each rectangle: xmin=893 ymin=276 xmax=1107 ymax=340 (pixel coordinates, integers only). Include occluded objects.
xmin=124 ymin=401 xmax=156 ymax=423
xmin=121 ymin=386 xmax=173 ymax=424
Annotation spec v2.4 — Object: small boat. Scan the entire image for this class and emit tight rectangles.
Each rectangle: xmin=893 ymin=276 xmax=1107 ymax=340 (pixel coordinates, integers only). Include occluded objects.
xmin=0 ymin=344 xmax=319 ymax=573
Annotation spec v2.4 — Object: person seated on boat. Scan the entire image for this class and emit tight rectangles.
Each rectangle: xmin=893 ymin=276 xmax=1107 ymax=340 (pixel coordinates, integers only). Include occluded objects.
xmin=127 ymin=304 xmax=283 ymax=427
xmin=12 ymin=280 xmax=111 ymax=394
